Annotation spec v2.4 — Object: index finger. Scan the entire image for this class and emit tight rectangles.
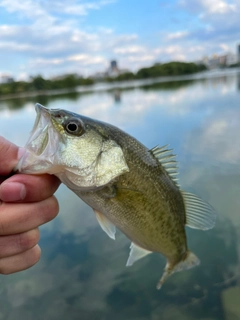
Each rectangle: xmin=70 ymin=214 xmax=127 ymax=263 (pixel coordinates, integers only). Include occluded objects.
xmin=0 ymin=136 xmax=20 ymax=176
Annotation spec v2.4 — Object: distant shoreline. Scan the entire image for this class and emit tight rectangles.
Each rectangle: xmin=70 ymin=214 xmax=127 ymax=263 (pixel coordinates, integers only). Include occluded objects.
xmin=1 ymin=67 xmax=240 ymax=102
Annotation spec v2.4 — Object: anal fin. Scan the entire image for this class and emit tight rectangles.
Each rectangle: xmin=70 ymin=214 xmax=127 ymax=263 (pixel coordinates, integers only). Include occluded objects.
xmin=126 ymin=242 xmax=152 ymax=267
xmin=93 ymin=209 xmax=116 ymax=240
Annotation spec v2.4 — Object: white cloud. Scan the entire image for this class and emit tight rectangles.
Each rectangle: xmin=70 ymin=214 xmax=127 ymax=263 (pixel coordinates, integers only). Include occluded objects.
xmin=67 ymin=54 xmax=93 ymax=62
xmin=200 ymin=0 xmax=236 ymax=14
xmin=0 ymin=41 xmax=35 ymax=52
xmin=113 ymin=45 xmax=146 ymax=55
xmin=153 ymin=45 xmax=188 ymax=61
xmin=0 ymin=0 xmax=46 ymax=18
xmin=127 ymin=54 xmax=155 ymax=62
xmin=179 ymin=0 xmax=237 ymax=15
xmin=71 ymin=30 xmax=98 ymax=43
xmin=219 ymin=43 xmax=230 ymax=51
xmin=67 ymin=54 xmax=106 ymax=65
xmin=0 ymin=0 xmax=116 ymax=19
xmin=59 ymin=0 xmax=117 ymax=16
xmin=29 ymin=58 xmax=64 ymax=67
xmin=166 ymin=31 xmax=189 ymax=40
xmin=0 ymin=24 xmax=20 ymax=36
xmin=179 ymin=0 xmax=240 ymax=39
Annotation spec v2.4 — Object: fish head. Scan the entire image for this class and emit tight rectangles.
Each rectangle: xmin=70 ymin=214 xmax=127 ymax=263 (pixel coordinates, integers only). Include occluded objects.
xmin=16 ymin=104 xmax=129 ymax=191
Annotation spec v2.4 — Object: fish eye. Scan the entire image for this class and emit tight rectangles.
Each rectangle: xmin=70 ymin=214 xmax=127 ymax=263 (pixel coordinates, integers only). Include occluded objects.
xmin=64 ymin=119 xmax=84 ymax=136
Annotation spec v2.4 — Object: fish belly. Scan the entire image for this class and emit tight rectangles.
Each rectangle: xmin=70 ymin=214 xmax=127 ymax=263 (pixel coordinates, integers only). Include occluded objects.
xmin=76 ymin=184 xmax=187 ymax=262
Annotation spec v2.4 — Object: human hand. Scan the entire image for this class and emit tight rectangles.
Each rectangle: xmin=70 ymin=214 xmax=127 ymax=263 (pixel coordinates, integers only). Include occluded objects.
xmin=0 ymin=136 xmax=60 ymax=274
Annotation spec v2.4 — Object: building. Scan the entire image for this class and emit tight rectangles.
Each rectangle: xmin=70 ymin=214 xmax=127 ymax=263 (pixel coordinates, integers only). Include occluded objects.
xmin=237 ymin=44 xmax=240 ymax=62
xmin=198 ymin=50 xmax=239 ymax=68
xmin=0 ymin=73 xmax=14 ymax=84
xmin=110 ymin=60 xmax=117 ymax=70
xmin=108 ymin=60 xmax=119 ymax=77
xmin=226 ymin=52 xmax=238 ymax=65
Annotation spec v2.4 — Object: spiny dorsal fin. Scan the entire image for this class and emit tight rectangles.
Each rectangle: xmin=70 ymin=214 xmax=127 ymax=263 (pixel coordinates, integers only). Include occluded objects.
xmin=149 ymin=145 xmax=179 ymax=186
xmin=182 ymin=191 xmax=216 ymax=230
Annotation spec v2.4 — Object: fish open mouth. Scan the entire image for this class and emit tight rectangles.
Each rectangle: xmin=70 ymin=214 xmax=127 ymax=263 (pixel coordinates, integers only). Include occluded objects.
xmin=27 ymin=104 xmax=51 ymax=155
xmin=15 ymin=104 xmax=60 ymax=174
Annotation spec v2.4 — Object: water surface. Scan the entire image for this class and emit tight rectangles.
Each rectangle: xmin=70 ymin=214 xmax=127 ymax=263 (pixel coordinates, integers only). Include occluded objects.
xmin=0 ymin=72 xmax=240 ymax=320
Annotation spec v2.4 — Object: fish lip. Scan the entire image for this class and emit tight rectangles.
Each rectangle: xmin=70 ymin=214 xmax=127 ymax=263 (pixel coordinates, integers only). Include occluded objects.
xmin=35 ymin=103 xmax=49 ymax=111
xmin=31 ymin=104 xmax=51 ymax=138
xmin=35 ymin=103 xmax=50 ymax=116
xmin=36 ymin=103 xmax=66 ymax=123
xmin=34 ymin=103 xmax=51 ymax=131
xmin=35 ymin=103 xmax=60 ymax=119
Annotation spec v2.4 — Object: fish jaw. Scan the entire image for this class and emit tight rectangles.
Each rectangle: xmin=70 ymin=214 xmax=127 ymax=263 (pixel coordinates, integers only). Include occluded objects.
xmin=16 ymin=104 xmax=63 ymax=174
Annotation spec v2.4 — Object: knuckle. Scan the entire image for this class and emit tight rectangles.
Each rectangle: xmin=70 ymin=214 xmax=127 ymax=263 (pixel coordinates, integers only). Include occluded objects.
xmin=0 ymin=222 xmax=5 ymax=235
xmin=0 ymin=218 xmax=8 ymax=236
xmin=41 ymin=196 xmax=59 ymax=223
xmin=17 ymin=229 xmax=40 ymax=250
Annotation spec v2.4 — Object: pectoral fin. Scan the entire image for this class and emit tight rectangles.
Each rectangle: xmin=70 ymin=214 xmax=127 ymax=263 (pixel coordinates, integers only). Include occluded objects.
xmin=126 ymin=242 xmax=152 ymax=266
xmin=93 ymin=209 xmax=116 ymax=240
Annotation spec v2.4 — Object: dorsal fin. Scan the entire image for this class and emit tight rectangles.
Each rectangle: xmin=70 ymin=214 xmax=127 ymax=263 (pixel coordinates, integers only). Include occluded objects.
xmin=149 ymin=145 xmax=179 ymax=186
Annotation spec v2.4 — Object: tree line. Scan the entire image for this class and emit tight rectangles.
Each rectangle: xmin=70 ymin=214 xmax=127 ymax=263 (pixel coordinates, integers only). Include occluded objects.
xmin=0 ymin=74 xmax=93 ymax=96
xmin=0 ymin=61 xmax=206 ymax=96
xmin=107 ymin=61 xmax=207 ymax=82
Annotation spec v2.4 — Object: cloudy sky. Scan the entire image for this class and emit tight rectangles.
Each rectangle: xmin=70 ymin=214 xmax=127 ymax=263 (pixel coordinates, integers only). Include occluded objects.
xmin=0 ymin=0 xmax=240 ymax=79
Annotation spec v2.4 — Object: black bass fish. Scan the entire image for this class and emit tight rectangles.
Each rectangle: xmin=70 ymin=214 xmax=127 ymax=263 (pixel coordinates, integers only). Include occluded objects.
xmin=16 ymin=104 xmax=216 ymax=289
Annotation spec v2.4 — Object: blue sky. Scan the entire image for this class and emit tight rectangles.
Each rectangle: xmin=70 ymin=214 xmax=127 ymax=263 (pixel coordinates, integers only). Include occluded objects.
xmin=0 ymin=0 xmax=240 ymax=79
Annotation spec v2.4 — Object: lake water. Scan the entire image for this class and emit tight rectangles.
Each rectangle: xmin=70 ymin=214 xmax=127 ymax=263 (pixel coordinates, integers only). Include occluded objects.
xmin=0 ymin=71 xmax=240 ymax=320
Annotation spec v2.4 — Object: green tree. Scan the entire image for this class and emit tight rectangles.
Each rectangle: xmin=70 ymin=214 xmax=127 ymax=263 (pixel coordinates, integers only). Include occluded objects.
xmin=31 ymin=76 xmax=48 ymax=90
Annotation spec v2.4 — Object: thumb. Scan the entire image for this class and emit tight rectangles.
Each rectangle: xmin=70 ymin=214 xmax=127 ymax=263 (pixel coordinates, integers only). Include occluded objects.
xmin=0 ymin=136 xmax=22 ymax=176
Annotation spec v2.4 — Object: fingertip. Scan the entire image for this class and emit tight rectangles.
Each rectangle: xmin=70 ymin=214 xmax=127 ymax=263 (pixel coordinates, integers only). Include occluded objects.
xmin=0 ymin=244 xmax=42 ymax=275
xmin=32 ymin=244 xmax=41 ymax=264
xmin=41 ymin=195 xmax=60 ymax=223
xmin=1 ymin=174 xmax=61 ymax=203
xmin=24 ymin=244 xmax=42 ymax=269
xmin=0 ymin=182 xmax=26 ymax=202
xmin=19 ymin=229 xmax=41 ymax=251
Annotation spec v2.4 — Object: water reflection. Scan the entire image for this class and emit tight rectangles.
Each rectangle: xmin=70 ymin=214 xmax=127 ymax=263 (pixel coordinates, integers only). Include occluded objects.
xmin=237 ymin=73 xmax=240 ymax=91
xmin=0 ymin=72 xmax=240 ymax=320
xmin=112 ymin=90 xmax=121 ymax=103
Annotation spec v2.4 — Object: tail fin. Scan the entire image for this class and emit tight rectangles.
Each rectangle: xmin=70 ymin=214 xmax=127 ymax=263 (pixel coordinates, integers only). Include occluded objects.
xmin=156 ymin=251 xmax=200 ymax=290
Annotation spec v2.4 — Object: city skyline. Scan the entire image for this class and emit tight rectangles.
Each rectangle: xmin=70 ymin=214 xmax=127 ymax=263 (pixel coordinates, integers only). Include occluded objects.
xmin=0 ymin=0 xmax=240 ymax=80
